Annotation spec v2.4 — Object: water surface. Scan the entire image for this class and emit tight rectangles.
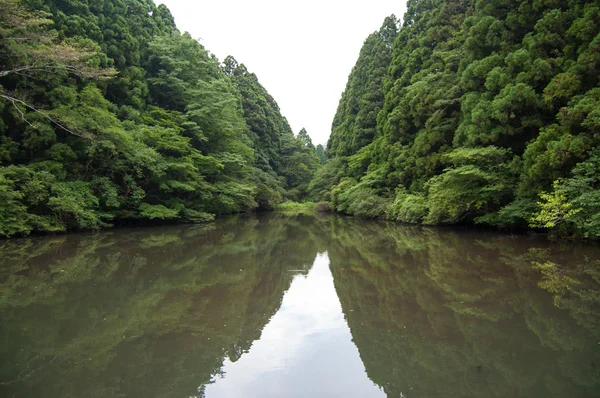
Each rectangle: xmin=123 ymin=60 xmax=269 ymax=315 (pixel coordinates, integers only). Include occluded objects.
xmin=1 ymin=214 xmax=599 ymax=397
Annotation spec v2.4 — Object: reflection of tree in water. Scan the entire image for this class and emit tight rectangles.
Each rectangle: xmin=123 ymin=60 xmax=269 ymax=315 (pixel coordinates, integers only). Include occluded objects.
xmin=2 ymin=215 xmax=599 ymax=397
xmin=0 ymin=214 xmax=325 ymax=398
xmin=327 ymin=218 xmax=600 ymax=398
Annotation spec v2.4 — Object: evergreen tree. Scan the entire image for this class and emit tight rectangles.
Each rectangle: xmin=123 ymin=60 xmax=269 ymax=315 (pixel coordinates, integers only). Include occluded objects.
xmin=315 ymin=144 xmax=326 ymax=165
xmin=317 ymin=0 xmax=600 ymax=238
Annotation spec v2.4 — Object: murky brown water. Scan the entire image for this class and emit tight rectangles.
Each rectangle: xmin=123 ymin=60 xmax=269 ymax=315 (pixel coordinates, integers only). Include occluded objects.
xmin=1 ymin=214 xmax=599 ymax=397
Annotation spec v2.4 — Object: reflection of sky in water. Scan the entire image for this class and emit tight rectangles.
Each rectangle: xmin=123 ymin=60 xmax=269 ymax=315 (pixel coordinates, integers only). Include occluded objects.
xmin=204 ymin=252 xmax=385 ymax=398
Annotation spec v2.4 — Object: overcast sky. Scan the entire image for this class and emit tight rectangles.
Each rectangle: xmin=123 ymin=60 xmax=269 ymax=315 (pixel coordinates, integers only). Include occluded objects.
xmin=204 ymin=253 xmax=385 ymax=397
xmin=158 ymin=0 xmax=407 ymax=146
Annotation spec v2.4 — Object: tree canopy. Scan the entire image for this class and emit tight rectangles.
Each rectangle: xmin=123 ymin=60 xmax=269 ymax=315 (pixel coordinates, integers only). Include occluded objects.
xmin=0 ymin=0 xmax=319 ymax=236
xmin=313 ymin=0 xmax=600 ymax=238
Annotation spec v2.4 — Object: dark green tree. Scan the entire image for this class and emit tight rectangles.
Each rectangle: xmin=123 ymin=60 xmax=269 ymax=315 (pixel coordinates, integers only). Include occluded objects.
xmin=317 ymin=0 xmax=600 ymax=238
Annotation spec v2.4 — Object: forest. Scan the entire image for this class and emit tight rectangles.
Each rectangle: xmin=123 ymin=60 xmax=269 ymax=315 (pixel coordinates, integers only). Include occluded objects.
xmin=311 ymin=0 xmax=600 ymax=238
xmin=0 ymin=0 xmax=321 ymax=237
xmin=2 ymin=0 xmax=599 ymax=239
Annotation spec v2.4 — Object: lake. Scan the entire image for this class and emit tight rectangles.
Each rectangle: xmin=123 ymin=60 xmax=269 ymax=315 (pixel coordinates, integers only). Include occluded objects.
xmin=1 ymin=214 xmax=599 ymax=397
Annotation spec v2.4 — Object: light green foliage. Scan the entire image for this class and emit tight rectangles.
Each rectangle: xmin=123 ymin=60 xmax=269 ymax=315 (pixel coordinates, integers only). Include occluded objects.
xmin=275 ymin=201 xmax=318 ymax=216
xmin=530 ymin=149 xmax=600 ymax=237
xmin=138 ymin=203 xmax=180 ymax=220
xmin=297 ymin=128 xmax=315 ymax=150
xmin=0 ymin=165 xmax=64 ymax=236
xmin=530 ymin=182 xmax=580 ymax=231
xmin=425 ymin=147 xmax=514 ymax=224
xmin=212 ymin=181 xmax=257 ymax=214
xmin=386 ymin=189 xmax=428 ymax=223
xmin=426 ymin=165 xmax=507 ymax=224
xmin=47 ymin=181 xmax=111 ymax=229
xmin=332 ymin=179 xmax=391 ymax=218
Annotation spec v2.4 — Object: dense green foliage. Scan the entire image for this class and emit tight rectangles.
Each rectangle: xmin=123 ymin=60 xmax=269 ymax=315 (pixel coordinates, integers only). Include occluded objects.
xmin=0 ymin=0 xmax=319 ymax=236
xmin=315 ymin=0 xmax=600 ymax=238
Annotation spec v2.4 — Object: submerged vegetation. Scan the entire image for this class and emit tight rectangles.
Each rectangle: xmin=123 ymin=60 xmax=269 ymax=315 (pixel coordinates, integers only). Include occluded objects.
xmin=312 ymin=0 xmax=600 ymax=238
xmin=0 ymin=0 xmax=321 ymax=237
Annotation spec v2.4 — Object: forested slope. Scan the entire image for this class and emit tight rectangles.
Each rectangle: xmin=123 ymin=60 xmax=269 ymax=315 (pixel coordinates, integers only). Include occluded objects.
xmin=313 ymin=0 xmax=600 ymax=238
xmin=0 ymin=0 xmax=319 ymax=237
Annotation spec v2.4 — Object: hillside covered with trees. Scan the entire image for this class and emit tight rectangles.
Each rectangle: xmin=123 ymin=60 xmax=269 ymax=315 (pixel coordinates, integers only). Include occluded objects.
xmin=0 ymin=0 xmax=320 ymax=237
xmin=311 ymin=0 xmax=600 ymax=238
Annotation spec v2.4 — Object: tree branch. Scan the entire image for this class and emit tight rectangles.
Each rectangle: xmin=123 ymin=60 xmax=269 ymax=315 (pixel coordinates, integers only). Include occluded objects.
xmin=1 ymin=92 xmax=94 ymax=140
xmin=0 ymin=62 xmax=116 ymax=80
xmin=0 ymin=64 xmax=54 ymax=77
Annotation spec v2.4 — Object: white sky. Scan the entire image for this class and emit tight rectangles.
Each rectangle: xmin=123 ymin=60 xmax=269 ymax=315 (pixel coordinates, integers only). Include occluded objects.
xmin=203 ymin=253 xmax=385 ymax=397
xmin=158 ymin=0 xmax=407 ymax=146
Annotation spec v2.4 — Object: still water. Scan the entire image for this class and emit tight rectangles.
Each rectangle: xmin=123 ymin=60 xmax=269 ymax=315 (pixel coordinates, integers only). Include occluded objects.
xmin=1 ymin=214 xmax=599 ymax=397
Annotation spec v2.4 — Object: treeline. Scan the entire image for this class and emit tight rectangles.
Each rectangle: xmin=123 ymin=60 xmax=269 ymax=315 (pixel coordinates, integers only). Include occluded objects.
xmin=311 ymin=0 xmax=600 ymax=238
xmin=0 ymin=0 xmax=321 ymax=237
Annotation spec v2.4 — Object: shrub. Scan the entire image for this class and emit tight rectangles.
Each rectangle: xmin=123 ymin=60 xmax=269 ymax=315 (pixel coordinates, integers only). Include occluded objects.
xmin=315 ymin=202 xmax=332 ymax=213
xmin=333 ymin=180 xmax=390 ymax=218
xmin=386 ymin=189 xmax=428 ymax=223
